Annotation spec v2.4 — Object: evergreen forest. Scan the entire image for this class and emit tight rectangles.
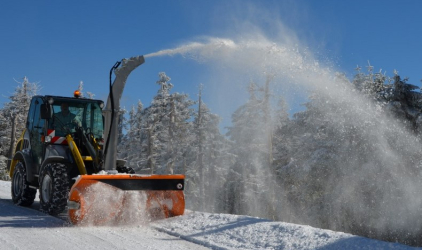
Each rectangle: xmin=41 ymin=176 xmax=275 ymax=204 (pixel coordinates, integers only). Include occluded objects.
xmin=2 ymin=67 xmax=422 ymax=245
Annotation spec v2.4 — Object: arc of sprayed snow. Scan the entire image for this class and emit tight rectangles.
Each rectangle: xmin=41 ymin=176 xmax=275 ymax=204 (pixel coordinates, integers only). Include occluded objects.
xmin=144 ymin=38 xmax=238 ymax=58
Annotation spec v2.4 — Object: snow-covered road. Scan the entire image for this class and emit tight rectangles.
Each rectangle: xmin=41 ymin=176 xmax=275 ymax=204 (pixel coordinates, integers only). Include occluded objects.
xmin=0 ymin=181 xmax=207 ymax=250
xmin=0 ymin=181 xmax=417 ymax=250
xmin=0 ymin=203 xmax=205 ymax=250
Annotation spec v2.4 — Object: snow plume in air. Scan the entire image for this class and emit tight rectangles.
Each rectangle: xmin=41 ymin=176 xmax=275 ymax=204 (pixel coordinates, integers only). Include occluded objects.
xmin=145 ymin=38 xmax=237 ymax=63
xmin=144 ymin=15 xmax=422 ymax=245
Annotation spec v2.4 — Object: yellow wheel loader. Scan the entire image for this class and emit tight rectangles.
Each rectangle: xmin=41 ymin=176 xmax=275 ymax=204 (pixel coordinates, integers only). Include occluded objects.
xmin=8 ymin=56 xmax=185 ymax=225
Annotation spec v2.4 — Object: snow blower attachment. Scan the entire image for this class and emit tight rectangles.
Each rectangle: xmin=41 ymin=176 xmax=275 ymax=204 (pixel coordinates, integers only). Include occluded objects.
xmin=8 ymin=55 xmax=185 ymax=225
xmin=68 ymin=174 xmax=185 ymax=225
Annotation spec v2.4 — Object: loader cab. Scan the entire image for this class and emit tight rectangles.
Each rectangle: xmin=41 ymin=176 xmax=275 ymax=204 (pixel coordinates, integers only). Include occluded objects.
xmin=27 ymin=95 xmax=105 ymax=170
xmin=47 ymin=98 xmax=104 ymax=139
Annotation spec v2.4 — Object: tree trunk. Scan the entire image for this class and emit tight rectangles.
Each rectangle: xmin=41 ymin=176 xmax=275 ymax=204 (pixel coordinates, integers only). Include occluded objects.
xmin=8 ymin=115 xmax=17 ymax=159
xmin=147 ymin=125 xmax=155 ymax=174
xmin=263 ymin=75 xmax=274 ymax=167
xmin=198 ymin=87 xmax=205 ymax=211
xmin=167 ymin=97 xmax=175 ymax=174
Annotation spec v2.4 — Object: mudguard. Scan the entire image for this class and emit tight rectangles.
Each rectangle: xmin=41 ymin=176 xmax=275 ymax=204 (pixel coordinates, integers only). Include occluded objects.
xmin=10 ymin=151 xmax=36 ymax=183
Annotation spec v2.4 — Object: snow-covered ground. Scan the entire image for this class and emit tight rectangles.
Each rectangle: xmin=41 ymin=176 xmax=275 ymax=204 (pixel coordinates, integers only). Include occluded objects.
xmin=0 ymin=181 xmax=417 ymax=249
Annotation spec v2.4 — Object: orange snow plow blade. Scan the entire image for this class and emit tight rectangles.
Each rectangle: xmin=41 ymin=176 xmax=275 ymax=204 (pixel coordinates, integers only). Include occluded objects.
xmin=67 ymin=174 xmax=185 ymax=225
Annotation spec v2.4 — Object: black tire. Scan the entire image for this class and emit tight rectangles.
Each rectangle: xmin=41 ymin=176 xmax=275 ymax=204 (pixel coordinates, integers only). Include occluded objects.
xmin=116 ymin=165 xmax=135 ymax=174
xmin=11 ymin=162 xmax=36 ymax=206
xmin=39 ymin=163 xmax=70 ymax=215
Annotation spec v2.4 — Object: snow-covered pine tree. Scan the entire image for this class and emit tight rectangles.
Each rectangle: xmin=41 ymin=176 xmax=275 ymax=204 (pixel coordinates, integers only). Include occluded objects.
xmin=276 ymin=89 xmax=342 ymax=227
xmin=1 ymin=77 xmax=39 ymax=159
xmin=273 ymin=72 xmax=387 ymax=228
xmin=166 ymin=91 xmax=195 ymax=174
xmin=268 ymin=96 xmax=290 ymax=220
xmin=117 ymin=108 xmax=127 ymax=155
xmin=387 ymin=74 xmax=422 ymax=132
xmin=143 ymin=72 xmax=173 ymax=174
xmin=185 ymin=84 xmax=232 ymax=213
xmin=274 ymin=68 xmax=422 ymax=244
xmin=352 ymin=63 xmax=389 ymax=103
xmin=225 ymin=78 xmax=275 ymax=218
xmin=77 ymin=81 xmax=84 ymax=97
xmin=0 ymin=112 xmax=9 ymax=180
xmin=0 ymin=111 xmax=8 ymax=156
xmin=75 ymin=80 xmax=95 ymax=99
xmin=119 ymin=101 xmax=147 ymax=171
xmin=132 ymin=72 xmax=194 ymax=175
xmin=145 ymin=72 xmax=174 ymax=174
xmin=272 ymin=97 xmax=290 ymax=170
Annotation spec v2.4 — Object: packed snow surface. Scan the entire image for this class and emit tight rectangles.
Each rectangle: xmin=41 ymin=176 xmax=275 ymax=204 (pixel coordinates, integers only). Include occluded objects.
xmin=0 ymin=181 xmax=416 ymax=249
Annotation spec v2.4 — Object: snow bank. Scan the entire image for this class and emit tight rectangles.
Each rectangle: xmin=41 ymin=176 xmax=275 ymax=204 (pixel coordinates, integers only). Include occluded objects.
xmin=152 ymin=211 xmax=415 ymax=250
xmin=0 ymin=179 xmax=11 ymax=198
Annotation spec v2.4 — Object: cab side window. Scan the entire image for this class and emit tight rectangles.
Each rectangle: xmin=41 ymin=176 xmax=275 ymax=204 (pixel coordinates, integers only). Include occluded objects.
xmin=27 ymin=98 xmax=37 ymax=129
xmin=33 ymin=98 xmax=45 ymax=129
xmin=30 ymin=97 xmax=45 ymax=166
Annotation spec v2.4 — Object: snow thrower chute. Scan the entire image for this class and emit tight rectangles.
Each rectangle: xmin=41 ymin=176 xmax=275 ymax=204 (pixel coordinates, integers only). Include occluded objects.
xmin=8 ymin=55 xmax=185 ymax=225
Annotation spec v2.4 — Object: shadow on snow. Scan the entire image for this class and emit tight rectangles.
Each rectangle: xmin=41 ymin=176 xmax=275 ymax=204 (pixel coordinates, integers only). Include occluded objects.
xmin=0 ymin=198 xmax=66 ymax=228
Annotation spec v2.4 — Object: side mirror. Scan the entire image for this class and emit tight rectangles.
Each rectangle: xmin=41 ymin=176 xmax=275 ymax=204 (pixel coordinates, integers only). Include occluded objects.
xmin=40 ymin=104 xmax=52 ymax=119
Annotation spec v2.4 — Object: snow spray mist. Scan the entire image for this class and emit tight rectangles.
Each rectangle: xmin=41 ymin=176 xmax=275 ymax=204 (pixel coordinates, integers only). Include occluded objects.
xmin=144 ymin=36 xmax=422 ymax=245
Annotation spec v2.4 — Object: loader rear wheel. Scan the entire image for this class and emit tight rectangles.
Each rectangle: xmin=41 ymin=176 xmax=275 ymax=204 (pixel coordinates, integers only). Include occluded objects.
xmin=39 ymin=163 xmax=70 ymax=215
xmin=11 ymin=162 xmax=36 ymax=206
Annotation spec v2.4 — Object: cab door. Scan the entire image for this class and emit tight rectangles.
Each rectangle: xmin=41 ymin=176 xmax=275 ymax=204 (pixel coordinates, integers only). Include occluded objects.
xmin=29 ymin=97 xmax=45 ymax=167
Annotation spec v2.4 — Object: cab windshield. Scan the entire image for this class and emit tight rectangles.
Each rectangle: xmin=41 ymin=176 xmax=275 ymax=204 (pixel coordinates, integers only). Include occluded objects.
xmin=51 ymin=100 xmax=104 ymax=139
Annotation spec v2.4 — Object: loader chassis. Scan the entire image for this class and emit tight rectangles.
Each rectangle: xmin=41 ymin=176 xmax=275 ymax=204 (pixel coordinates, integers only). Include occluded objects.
xmin=10 ymin=95 xmax=106 ymax=214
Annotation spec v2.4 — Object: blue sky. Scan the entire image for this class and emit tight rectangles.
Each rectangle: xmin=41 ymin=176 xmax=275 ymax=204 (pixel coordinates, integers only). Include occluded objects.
xmin=1 ymin=0 xmax=421 ymax=128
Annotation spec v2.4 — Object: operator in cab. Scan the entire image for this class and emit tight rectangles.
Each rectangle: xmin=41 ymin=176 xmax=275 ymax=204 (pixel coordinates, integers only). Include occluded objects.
xmin=53 ymin=103 xmax=81 ymax=136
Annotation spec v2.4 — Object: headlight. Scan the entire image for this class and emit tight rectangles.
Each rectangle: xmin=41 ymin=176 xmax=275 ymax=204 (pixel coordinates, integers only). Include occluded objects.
xmin=44 ymin=136 xmax=52 ymax=143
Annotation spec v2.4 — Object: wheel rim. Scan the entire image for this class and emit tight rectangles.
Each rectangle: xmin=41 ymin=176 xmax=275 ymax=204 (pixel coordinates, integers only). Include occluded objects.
xmin=12 ymin=171 xmax=23 ymax=197
xmin=41 ymin=175 xmax=52 ymax=203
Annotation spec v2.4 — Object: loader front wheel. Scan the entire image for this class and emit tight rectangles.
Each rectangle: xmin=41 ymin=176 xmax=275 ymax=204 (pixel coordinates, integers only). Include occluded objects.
xmin=39 ymin=163 xmax=70 ymax=215
xmin=11 ymin=162 xmax=36 ymax=206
